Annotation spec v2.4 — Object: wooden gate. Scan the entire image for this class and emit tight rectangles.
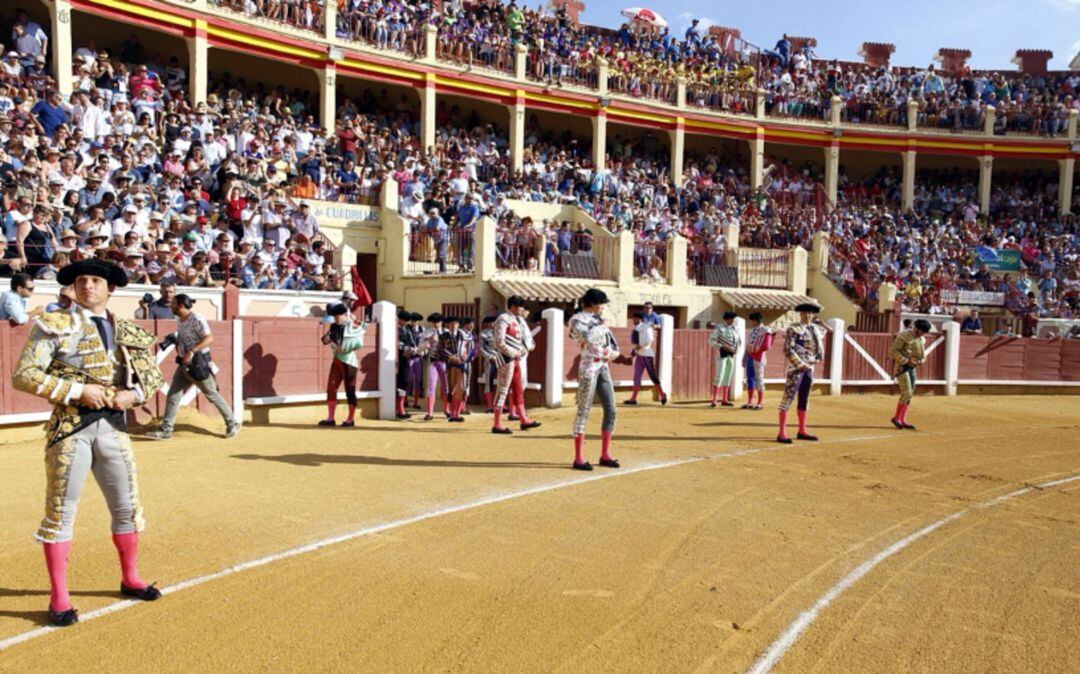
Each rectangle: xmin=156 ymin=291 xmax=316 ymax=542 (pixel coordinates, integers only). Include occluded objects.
xmin=670 ymin=329 xmax=717 ymax=401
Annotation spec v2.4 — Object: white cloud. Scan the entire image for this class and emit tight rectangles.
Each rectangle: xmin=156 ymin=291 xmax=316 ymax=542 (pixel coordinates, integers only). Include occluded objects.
xmin=673 ymin=12 xmax=718 ymax=34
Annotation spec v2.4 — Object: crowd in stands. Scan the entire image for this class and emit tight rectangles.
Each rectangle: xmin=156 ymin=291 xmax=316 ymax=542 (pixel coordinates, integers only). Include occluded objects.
xmin=759 ymin=35 xmax=1080 ymax=135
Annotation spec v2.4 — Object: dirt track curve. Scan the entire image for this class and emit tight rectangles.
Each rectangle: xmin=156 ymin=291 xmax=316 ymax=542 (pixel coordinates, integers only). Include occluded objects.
xmin=0 ymin=394 xmax=1077 ymax=673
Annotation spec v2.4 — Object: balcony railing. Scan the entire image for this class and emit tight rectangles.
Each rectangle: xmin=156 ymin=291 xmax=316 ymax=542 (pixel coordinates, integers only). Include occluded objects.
xmin=736 ymin=248 xmax=789 ymax=289
xmin=407 ymin=227 xmax=475 ymax=276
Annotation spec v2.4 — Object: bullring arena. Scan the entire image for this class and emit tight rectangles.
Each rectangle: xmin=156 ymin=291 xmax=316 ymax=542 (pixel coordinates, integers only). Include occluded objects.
xmin=2 ymin=0 xmax=1080 ymax=671
xmin=1 ymin=395 xmax=1078 ymax=671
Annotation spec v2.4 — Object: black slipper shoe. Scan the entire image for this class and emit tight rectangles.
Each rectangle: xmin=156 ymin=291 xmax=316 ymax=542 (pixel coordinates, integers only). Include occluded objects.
xmin=491 ymin=427 xmax=512 ymax=435
xmin=572 ymin=461 xmax=593 ymax=471
xmin=891 ymin=417 xmax=904 ymax=429
xmin=519 ymin=421 xmax=542 ymax=430
xmin=507 ymin=414 xmax=520 ymax=421
xmin=317 ymin=419 xmax=335 ymax=427
xmin=341 ymin=420 xmax=355 ymax=428
xmin=396 ymin=413 xmax=412 ymax=420
xmin=121 ymin=583 xmax=161 ymax=601
xmin=777 ymin=436 xmax=793 ymax=444
xmin=902 ymin=423 xmax=916 ymax=430
xmin=797 ymin=433 xmax=818 ymax=441
xmin=423 ymin=414 xmax=433 ymax=421
xmin=49 ymin=606 xmax=78 ymax=627
xmin=623 ymin=399 xmax=638 ymax=405
xmin=599 ymin=458 xmax=620 ymax=468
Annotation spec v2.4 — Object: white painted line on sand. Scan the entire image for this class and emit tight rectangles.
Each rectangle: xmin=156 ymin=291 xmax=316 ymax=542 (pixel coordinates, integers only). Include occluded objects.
xmin=0 ymin=456 xmax=703 ymax=652
xmin=746 ymin=473 xmax=1080 ymax=674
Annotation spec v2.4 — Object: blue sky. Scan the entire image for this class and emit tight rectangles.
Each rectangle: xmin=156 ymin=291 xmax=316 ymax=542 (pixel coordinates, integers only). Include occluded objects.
xmin=579 ymin=0 xmax=1080 ymax=70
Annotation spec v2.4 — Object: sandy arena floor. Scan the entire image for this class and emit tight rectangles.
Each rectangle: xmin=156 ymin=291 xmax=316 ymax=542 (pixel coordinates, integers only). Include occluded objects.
xmin=0 ymin=394 xmax=1077 ymax=673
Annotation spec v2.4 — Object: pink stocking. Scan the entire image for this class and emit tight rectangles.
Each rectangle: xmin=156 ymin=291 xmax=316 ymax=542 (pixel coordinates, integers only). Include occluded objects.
xmin=112 ymin=532 xmax=147 ymax=589
xmin=600 ymin=430 xmax=613 ymax=461
xmin=43 ymin=540 xmax=72 ymax=612
xmin=797 ymin=410 xmax=809 ymax=435
xmin=778 ymin=410 xmax=789 ymax=440
xmin=574 ymin=434 xmax=585 ymax=464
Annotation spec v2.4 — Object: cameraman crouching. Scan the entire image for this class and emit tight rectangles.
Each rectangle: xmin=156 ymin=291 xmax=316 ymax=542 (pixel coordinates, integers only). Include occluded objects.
xmin=146 ymin=294 xmax=240 ymax=440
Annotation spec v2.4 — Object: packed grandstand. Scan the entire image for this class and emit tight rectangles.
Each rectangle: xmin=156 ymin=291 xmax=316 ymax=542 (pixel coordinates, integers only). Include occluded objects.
xmin=1 ymin=1 xmax=1077 ymax=333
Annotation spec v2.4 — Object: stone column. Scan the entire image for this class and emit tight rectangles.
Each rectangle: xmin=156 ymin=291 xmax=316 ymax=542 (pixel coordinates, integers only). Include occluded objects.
xmin=1068 ymin=108 xmax=1079 ymax=140
xmin=983 ymin=105 xmax=996 ymax=136
xmin=906 ymin=98 xmax=919 ymax=131
xmin=424 ymin=24 xmax=438 ymax=63
xmin=596 ymin=56 xmax=608 ymax=96
xmin=754 ymin=88 xmax=765 ymax=121
xmin=420 ymin=73 xmax=436 ymax=153
xmin=316 ymin=64 xmax=336 ymax=134
xmin=49 ymin=0 xmax=75 ymax=96
xmin=823 ymin=142 xmax=839 ymax=205
xmin=323 ymin=0 xmax=336 ymax=41
xmin=901 ymin=149 xmax=916 ymax=212
xmin=186 ymin=20 xmax=210 ymax=105
xmin=978 ymin=155 xmax=993 ymax=214
xmin=749 ymin=128 xmax=765 ymax=190
xmin=514 ymin=43 xmax=528 ymax=80
xmin=591 ymin=111 xmax=607 ymax=171
xmin=669 ymin=117 xmax=685 ymax=187
xmin=829 ymin=95 xmax=842 ymax=126
xmin=675 ymin=75 xmax=687 ymax=109
xmin=508 ymin=91 xmax=526 ymax=173
xmin=1059 ymin=157 xmax=1075 ymax=215
xmin=666 ymin=235 xmax=688 ymax=286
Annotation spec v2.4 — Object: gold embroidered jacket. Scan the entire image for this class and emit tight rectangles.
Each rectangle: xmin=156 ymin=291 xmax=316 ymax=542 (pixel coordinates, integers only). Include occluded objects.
xmin=889 ymin=330 xmax=926 ymax=376
xmin=12 ymin=310 xmax=164 ymax=444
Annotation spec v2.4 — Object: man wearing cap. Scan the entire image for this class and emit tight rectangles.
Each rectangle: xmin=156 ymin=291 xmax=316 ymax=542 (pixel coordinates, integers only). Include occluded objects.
xmin=438 ymin=316 xmax=473 ymax=422
xmin=890 ymin=319 xmax=931 ymax=430
xmin=743 ymin=312 xmax=774 ymax=410
xmin=12 ymin=259 xmax=165 ymax=626
xmin=394 ymin=311 xmax=420 ymax=419
xmin=777 ymin=303 xmax=826 ymax=444
xmin=491 ymin=295 xmax=541 ymax=434
xmin=708 ymin=311 xmax=741 ymax=407
xmin=318 ymin=303 xmax=366 ymax=427
xmin=568 ymin=288 xmax=620 ymax=470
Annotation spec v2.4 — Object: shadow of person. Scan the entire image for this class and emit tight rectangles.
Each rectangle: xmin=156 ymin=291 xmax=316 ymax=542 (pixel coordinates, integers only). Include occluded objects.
xmin=692 ymin=421 xmax=883 ymax=430
xmin=0 ymin=588 xmax=128 ymax=626
xmin=244 ymin=344 xmax=278 ymax=397
xmin=231 ymin=453 xmax=561 ymax=469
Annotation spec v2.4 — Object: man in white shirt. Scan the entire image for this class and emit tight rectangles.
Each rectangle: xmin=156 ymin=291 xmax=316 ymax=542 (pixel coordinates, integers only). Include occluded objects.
xmin=624 ymin=311 xmax=667 ymax=405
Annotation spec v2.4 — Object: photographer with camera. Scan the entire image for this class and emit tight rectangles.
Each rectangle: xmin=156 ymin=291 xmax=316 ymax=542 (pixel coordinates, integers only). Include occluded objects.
xmin=146 ymin=294 xmax=240 ymax=440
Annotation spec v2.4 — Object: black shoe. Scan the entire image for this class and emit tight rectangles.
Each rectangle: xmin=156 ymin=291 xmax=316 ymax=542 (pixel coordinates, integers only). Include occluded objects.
xmin=317 ymin=419 xmax=335 ymax=427
xmin=797 ymin=432 xmax=818 ymax=441
xmin=660 ymin=394 xmax=668 ymax=405
xmin=741 ymin=403 xmax=754 ymax=409
xmin=721 ymin=401 xmax=734 ymax=407
xmin=341 ymin=420 xmax=355 ymax=428
xmin=121 ymin=583 xmax=162 ymax=601
xmin=449 ymin=417 xmax=465 ymax=423
xmin=599 ymin=457 xmax=620 ymax=468
xmin=491 ymin=427 xmax=512 ymax=435
xmin=572 ymin=461 xmax=593 ymax=471
xmin=902 ymin=423 xmax=916 ymax=430
xmin=423 ymin=414 xmax=433 ymax=421
xmin=396 ymin=413 xmax=412 ymax=420
xmin=49 ymin=606 xmax=78 ymax=627
xmin=507 ymin=414 xmax=520 ymax=421
xmin=777 ymin=436 xmax=793 ymax=444
xmin=519 ymin=421 xmax=541 ymax=431
xmin=710 ymin=402 xmax=717 ymax=408
xmin=623 ymin=399 xmax=638 ymax=405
